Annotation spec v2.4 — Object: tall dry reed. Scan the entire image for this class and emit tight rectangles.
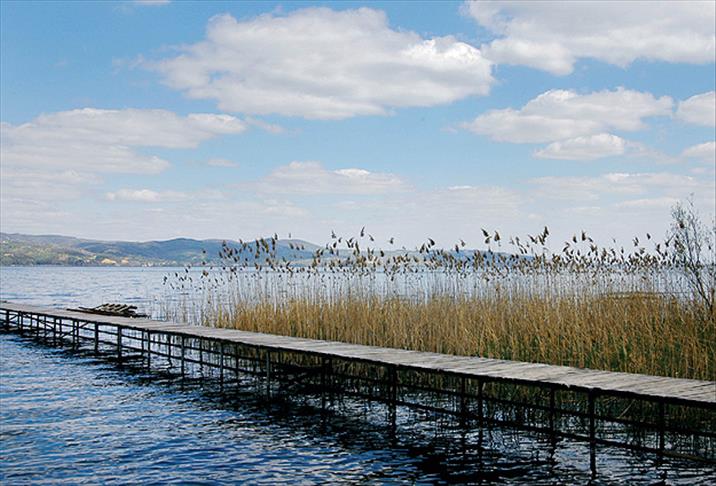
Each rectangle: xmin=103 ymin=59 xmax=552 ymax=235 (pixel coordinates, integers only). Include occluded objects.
xmin=167 ymin=205 xmax=715 ymax=381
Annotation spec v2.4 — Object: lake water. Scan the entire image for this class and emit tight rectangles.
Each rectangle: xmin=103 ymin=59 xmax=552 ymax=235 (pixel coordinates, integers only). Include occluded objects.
xmin=1 ymin=266 xmax=714 ymax=484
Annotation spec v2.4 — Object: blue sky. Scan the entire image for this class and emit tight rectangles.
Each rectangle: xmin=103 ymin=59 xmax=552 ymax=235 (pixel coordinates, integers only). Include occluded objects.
xmin=1 ymin=0 xmax=714 ymax=247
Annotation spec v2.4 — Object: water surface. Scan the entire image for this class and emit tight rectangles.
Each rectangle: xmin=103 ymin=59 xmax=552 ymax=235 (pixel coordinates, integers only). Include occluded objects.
xmin=1 ymin=266 xmax=714 ymax=484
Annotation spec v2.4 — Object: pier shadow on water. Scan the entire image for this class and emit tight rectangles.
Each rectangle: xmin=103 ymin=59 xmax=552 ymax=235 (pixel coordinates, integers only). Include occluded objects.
xmin=1 ymin=330 xmax=714 ymax=485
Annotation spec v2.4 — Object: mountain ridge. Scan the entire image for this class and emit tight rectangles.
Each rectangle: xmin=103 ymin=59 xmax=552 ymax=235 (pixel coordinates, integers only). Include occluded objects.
xmin=0 ymin=232 xmax=318 ymax=266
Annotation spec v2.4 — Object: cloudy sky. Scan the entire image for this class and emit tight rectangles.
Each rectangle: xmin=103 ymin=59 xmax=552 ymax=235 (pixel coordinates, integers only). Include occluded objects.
xmin=1 ymin=0 xmax=714 ymax=247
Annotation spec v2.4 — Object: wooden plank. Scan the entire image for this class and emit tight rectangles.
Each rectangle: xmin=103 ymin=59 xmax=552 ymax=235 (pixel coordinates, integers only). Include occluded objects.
xmin=2 ymin=301 xmax=714 ymax=406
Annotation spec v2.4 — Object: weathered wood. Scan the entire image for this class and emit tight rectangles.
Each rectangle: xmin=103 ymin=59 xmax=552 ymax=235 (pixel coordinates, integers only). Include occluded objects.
xmin=1 ymin=301 xmax=714 ymax=408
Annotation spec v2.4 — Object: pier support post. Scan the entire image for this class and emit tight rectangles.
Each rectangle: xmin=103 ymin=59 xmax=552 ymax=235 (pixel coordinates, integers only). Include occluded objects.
xmin=235 ymin=344 xmax=241 ymax=386
xmin=199 ymin=339 xmax=203 ymax=372
xmin=459 ymin=376 xmax=468 ymax=428
xmin=146 ymin=332 xmax=152 ymax=369
xmin=588 ymin=390 xmax=597 ymax=476
xmin=477 ymin=379 xmax=484 ymax=427
xmin=265 ymin=350 xmax=271 ymax=398
xmin=549 ymin=388 xmax=556 ymax=434
xmin=219 ymin=342 xmax=225 ymax=387
xmin=321 ymin=356 xmax=327 ymax=411
xmin=166 ymin=334 xmax=173 ymax=368
xmin=117 ymin=327 xmax=123 ymax=363
xmin=658 ymin=402 xmax=665 ymax=453
xmin=389 ymin=365 xmax=398 ymax=433
xmin=180 ymin=335 xmax=186 ymax=377
xmin=94 ymin=323 xmax=99 ymax=353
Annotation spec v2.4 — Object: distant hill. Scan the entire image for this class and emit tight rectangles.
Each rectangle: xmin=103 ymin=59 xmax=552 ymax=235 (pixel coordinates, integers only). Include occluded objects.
xmin=0 ymin=233 xmax=318 ymax=266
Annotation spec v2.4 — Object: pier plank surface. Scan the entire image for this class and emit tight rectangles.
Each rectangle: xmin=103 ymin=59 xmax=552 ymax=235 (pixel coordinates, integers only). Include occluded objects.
xmin=2 ymin=301 xmax=714 ymax=407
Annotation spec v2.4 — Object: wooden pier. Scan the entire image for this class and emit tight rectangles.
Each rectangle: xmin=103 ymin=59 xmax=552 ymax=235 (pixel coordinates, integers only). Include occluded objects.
xmin=2 ymin=301 xmax=715 ymax=466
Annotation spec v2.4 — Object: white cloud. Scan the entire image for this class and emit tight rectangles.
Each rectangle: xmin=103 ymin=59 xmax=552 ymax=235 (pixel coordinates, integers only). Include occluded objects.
xmin=251 ymin=161 xmax=407 ymax=195
xmin=676 ymin=91 xmax=716 ymax=127
xmin=106 ymin=189 xmax=189 ymax=203
xmin=147 ymin=8 xmax=493 ymax=119
xmin=534 ymin=133 xmax=628 ymax=160
xmin=1 ymin=108 xmax=247 ymax=173
xmin=682 ymin=141 xmax=716 ymax=164
xmin=464 ymin=0 xmax=716 ymax=74
xmin=1 ymin=108 xmax=248 ymax=236
xmin=463 ymin=88 xmax=672 ymax=143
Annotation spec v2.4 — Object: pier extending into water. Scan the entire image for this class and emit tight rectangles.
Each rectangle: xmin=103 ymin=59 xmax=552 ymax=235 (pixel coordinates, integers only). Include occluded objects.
xmin=2 ymin=301 xmax=715 ymax=469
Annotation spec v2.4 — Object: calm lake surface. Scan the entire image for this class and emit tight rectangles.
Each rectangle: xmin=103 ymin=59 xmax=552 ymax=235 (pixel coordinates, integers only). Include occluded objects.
xmin=1 ymin=266 xmax=714 ymax=484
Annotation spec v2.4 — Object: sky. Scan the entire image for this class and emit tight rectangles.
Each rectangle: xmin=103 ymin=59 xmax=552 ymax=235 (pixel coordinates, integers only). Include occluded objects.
xmin=1 ymin=0 xmax=714 ymax=248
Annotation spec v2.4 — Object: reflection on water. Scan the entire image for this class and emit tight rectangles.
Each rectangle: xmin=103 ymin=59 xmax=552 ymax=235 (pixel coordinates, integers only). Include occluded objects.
xmin=2 ymin=333 xmax=714 ymax=484
xmin=1 ymin=266 xmax=715 ymax=483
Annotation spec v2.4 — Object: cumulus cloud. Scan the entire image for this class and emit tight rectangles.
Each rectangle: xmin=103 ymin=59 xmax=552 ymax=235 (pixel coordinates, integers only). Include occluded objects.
xmin=106 ymin=189 xmax=189 ymax=203
xmin=676 ymin=91 xmax=716 ymax=127
xmin=534 ymin=133 xmax=629 ymax=160
xmin=251 ymin=161 xmax=408 ymax=195
xmin=1 ymin=108 xmax=247 ymax=173
xmin=682 ymin=141 xmax=716 ymax=164
xmin=1 ymin=108 xmax=248 ymax=234
xmin=464 ymin=0 xmax=716 ymax=74
xmin=147 ymin=8 xmax=493 ymax=119
xmin=462 ymin=88 xmax=672 ymax=144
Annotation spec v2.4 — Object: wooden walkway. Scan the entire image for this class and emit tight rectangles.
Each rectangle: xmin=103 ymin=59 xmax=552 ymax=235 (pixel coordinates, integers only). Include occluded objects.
xmin=2 ymin=301 xmax=714 ymax=408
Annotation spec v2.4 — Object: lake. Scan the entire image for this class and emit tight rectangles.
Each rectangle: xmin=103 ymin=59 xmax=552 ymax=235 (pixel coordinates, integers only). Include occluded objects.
xmin=1 ymin=266 xmax=714 ymax=484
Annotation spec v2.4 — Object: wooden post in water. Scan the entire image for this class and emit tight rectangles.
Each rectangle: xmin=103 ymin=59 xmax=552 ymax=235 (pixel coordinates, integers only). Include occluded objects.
xmin=459 ymin=376 xmax=468 ymax=428
xmin=327 ymin=357 xmax=334 ymax=406
xmin=235 ymin=344 xmax=241 ymax=386
xmin=321 ymin=356 xmax=327 ymax=411
xmin=389 ymin=365 xmax=398 ymax=433
xmin=549 ymin=388 xmax=556 ymax=431
xmin=265 ymin=349 xmax=271 ymax=398
xmin=180 ymin=335 xmax=186 ymax=377
xmin=94 ymin=323 xmax=99 ymax=353
xmin=219 ymin=342 xmax=225 ymax=387
xmin=588 ymin=390 xmax=597 ymax=476
xmin=117 ymin=326 xmax=123 ymax=363
xmin=199 ymin=339 xmax=203 ymax=372
xmin=477 ymin=379 xmax=484 ymax=427
xmin=146 ymin=332 xmax=152 ymax=369
xmin=658 ymin=402 xmax=666 ymax=453
xmin=166 ymin=334 xmax=172 ymax=368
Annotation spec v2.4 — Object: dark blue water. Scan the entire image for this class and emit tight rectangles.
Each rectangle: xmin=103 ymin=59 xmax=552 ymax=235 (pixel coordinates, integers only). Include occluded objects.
xmin=3 ymin=332 xmax=713 ymax=485
xmin=1 ymin=267 xmax=715 ymax=484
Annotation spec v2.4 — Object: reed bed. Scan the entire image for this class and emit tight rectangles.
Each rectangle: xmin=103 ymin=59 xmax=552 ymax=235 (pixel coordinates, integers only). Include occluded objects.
xmin=167 ymin=203 xmax=715 ymax=381
xmin=203 ymin=291 xmax=713 ymax=380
